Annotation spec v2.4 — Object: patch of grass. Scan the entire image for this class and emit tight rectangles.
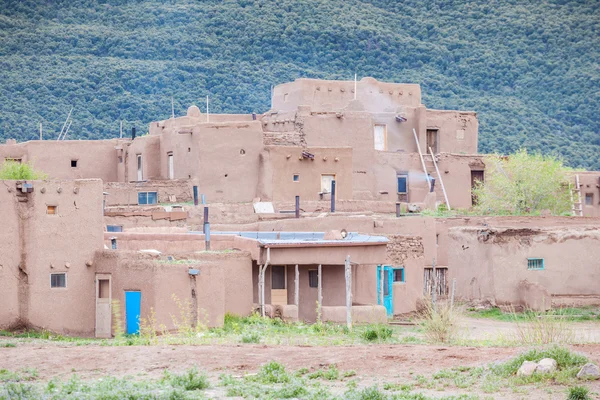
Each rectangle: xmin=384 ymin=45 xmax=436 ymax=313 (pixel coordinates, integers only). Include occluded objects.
xmin=417 ymin=300 xmax=462 ymax=344
xmin=162 ymin=366 xmax=209 ymax=391
xmin=492 ymin=346 xmax=588 ymax=378
xmin=307 ymin=364 xmax=339 ymax=380
xmin=0 ymin=343 xmax=16 ymax=348
xmin=568 ymin=386 xmax=591 ymax=400
xmin=0 ymin=368 xmax=38 ymax=383
xmin=241 ymin=331 xmax=261 ymax=343
xmin=255 ymin=361 xmax=290 ymax=384
xmin=469 ymin=306 xmax=600 ymax=323
xmin=361 ymin=324 xmax=393 ymax=342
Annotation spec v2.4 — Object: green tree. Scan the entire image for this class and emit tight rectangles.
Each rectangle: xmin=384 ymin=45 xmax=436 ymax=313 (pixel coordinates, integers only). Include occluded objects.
xmin=0 ymin=160 xmax=47 ymax=180
xmin=473 ymin=149 xmax=572 ymax=215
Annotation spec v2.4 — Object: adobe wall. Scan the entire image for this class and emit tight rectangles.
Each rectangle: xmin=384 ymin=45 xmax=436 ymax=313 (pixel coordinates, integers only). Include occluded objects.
xmin=0 ymin=140 xmax=123 ymax=182
xmin=577 ymin=172 xmax=600 ymax=217
xmin=385 ymin=235 xmax=426 ymax=315
xmin=95 ymin=250 xmax=253 ymax=331
xmin=104 ymin=180 xmax=194 ymax=206
xmin=262 ymin=146 xmax=353 ymax=201
xmin=272 ymin=77 xmax=422 ymax=113
xmin=0 ymin=179 xmax=104 ymax=335
xmin=426 ymin=110 xmax=478 ymax=154
xmin=0 ymin=182 xmax=21 ymax=329
xmin=447 ymin=226 xmax=600 ymax=307
xmin=126 ymin=135 xmax=161 ymax=181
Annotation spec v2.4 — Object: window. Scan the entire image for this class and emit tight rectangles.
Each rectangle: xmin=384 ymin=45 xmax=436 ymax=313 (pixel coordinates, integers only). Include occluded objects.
xmin=50 ymin=273 xmax=66 ymax=288
xmin=293 ymin=174 xmax=299 ymax=182
xmin=397 ymin=174 xmax=408 ymax=194
xmin=106 ymin=225 xmax=123 ymax=232
xmin=47 ymin=205 xmax=57 ymax=215
xmin=137 ymin=155 xmax=143 ymax=181
xmin=393 ymin=267 xmax=405 ymax=283
xmin=98 ymin=279 xmax=110 ymax=298
xmin=308 ymin=270 xmax=318 ymax=288
xmin=321 ymin=174 xmax=336 ymax=193
xmin=271 ymin=266 xmax=286 ymax=289
xmin=71 ymin=160 xmax=78 ymax=168
xmin=374 ymin=124 xmax=387 ymax=151
xmin=138 ymin=192 xmax=158 ymax=205
xmin=527 ymin=258 xmax=544 ymax=270
xmin=585 ymin=193 xmax=593 ymax=206
xmin=284 ymin=93 xmax=289 ymax=102
xmin=424 ymin=267 xmax=448 ymax=296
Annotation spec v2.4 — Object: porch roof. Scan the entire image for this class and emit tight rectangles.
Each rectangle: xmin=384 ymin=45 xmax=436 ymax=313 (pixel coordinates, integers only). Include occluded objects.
xmin=208 ymin=231 xmax=388 ymax=248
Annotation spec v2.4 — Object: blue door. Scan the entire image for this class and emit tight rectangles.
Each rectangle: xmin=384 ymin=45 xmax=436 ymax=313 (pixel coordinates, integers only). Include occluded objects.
xmin=125 ymin=291 xmax=141 ymax=334
xmin=377 ymin=266 xmax=393 ymax=316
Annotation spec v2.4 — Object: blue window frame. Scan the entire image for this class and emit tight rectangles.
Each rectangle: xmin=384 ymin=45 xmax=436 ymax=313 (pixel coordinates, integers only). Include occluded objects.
xmin=138 ymin=191 xmax=158 ymax=205
xmin=106 ymin=225 xmax=123 ymax=232
xmin=393 ymin=267 xmax=405 ymax=283
xmin=397 ymin=175 xmax=408 ymax=194
xmin=527 ymin=258 xmax=544 ymax=270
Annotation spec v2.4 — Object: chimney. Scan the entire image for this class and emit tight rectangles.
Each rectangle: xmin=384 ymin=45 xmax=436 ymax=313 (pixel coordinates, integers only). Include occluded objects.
xmin=131 ymin=127 xmax=136 ymax=140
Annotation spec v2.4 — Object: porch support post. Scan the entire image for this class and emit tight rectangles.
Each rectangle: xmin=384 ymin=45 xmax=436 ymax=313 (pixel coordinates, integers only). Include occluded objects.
xmin=317 ymin=264 xmax=322 ymax=322
xmin=345 ymin=256 xmax=352 ymax=331
xmin=294 ymin=264 xmax=299 ymax=307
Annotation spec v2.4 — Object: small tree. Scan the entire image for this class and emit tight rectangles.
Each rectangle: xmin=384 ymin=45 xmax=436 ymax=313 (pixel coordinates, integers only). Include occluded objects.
xmin=473 ymin=149 xmax=572 ymax=215
xmin=0 ymin=160 xmax=47 ymax=180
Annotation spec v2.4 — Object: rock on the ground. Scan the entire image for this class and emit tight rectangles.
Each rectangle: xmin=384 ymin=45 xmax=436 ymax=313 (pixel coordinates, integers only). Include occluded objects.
xmin=517 ymin=361 xmax=538 ymax=376
xmin=535 ymin=358 xmax=557 ymax=374
xmin=577 ymin=363 xmax=600 ymax=380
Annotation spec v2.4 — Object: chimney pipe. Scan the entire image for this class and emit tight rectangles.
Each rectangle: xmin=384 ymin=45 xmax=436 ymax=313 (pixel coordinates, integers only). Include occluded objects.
xmin=131 ymin=127 xmax=136 ymax=140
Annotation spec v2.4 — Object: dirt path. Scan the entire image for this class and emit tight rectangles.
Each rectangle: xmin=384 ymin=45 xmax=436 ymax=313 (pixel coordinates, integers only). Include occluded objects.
xmin=2 ymin=342 xmax=600 ymax=382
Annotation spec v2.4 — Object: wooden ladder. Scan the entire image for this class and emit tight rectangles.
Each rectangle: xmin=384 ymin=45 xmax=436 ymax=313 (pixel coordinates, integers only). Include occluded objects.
xmin=571 ymin=174 xmax=583 ymax=216
xmin=412 ymin=128 xmax=451 ymax=210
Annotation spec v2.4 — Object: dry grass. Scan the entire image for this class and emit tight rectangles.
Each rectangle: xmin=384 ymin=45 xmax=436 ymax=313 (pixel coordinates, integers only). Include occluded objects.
xmin=512 ymin=307 xmax=575 ymax=345
xmin=416 ymin=300 xmax=463 ymax=344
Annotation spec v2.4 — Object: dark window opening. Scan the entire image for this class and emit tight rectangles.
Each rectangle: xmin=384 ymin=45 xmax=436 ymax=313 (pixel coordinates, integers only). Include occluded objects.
xmin=51 ymin=273 xmax=66 ymax=288
xmin=528 ymin=258 xmax=544 ymax=270
xmin=271 ymin=266 xmax=286 ymax=289
xmin=47 ymin=205 xmax=57 ymax=215
xmin=106 ymin=225 xmax=123 ymax=233
xmin=71 ymin=160 xmax=77 ymax=168
xmin=308 ymin=270 xmax=318 ymax=288
xmin=393 ymin=268 xmax=405 ymax=283
xmin=397 ymin=175 xmax=408 ymax=194
xmin=426 ymin=129 xmax=438 ymax=154
xmin=293 ymin=174 xmax=299 ymax=182
xmin=98 ymin=279 xmax=109 ymax=298
xmin=585 ymin=193 xmax=593 ymax=206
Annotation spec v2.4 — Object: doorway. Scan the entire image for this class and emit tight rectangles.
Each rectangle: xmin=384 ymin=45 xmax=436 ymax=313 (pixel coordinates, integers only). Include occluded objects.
xmin=377 ymin=265 xmax=393 ymax=316
xmin=373 ymin=124 xmax=387 ymax=151
xmin=136 ymin=155 xmax=143 ymax=181
xmin=168 ymin=153 xmax=174 ymax=180
xmin=320 ymin=174 xmax=336 ymax=194
xmin=271 ymin=265 xmax=288 ymax=306
xmin=95 ymin=274 xmax=112 ymax=338
xmin=125 ymin=291 xmax=141 ymax=335
xmin=426 ymin=129 xmax=438 ymax=154
xmin=471 ymin=170 xmax=484 ymax=206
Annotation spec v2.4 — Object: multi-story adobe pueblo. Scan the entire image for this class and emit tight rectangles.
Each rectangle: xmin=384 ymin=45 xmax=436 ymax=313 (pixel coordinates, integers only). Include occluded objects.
xmin=1 ymin=77 xmax=599 ymax=337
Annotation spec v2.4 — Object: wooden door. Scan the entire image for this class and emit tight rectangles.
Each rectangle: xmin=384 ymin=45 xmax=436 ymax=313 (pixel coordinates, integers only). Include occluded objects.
xmin=95 ymin=274 xmax=112 ymax=338
xmin=426 ymin=129 xmax=438 ymax=154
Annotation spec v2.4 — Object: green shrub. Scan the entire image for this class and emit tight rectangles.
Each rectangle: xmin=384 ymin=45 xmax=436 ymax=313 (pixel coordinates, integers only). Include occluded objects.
xmin=162 ymin=366 xmax=209 ymax=391
xmin=257 ymin=361 xmax=290 ymax=384
xmin=241 ymin=331 xmax=261 ymax=343
xmin=568 ymin=386 xmax=590 ymax=400
xmin=0 ymin=161 xmax=47 ymax=180
xmin=492 ymin=346 xmax=588 ymax=377
xmin=361 ymin=324 xmax=393 ymax=342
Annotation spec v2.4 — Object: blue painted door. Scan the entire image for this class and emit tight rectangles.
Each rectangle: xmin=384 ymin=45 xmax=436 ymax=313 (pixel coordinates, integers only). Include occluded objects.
xmin=377 ymin=266 xmax=394 ymax=316
xmin=125 ymin=291 xmax=141 ymax=334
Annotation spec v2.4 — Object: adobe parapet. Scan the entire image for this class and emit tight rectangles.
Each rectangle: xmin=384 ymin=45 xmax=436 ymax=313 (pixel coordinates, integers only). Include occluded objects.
xmin=272 ymin=77 xmax=422 ymax=113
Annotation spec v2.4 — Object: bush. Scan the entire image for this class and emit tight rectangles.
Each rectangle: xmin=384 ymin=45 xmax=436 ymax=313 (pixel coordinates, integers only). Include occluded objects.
xmin=162 ymin=367 xmax=209 ymax=391
xmin=241 ymin=331 xmax=261 ymax=344
xmin=417 ymin=301 xmax=461 ymax=344
xmin=257 ymin=361 xmax=290 ymax=384
xmin=0 ymin=161 xmax=47 ymax=180
xmin=361 ymin=324 xmax=393 ymax=342
xmin=568 ymin=386 xmax=590 ymax=400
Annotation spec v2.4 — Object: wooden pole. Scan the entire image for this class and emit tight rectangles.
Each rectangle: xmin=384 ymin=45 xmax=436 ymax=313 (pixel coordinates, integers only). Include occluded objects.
xmin=39 ymin=122 xmax=42 ymax=140
xmin=345 ymin=256 xmax=352 ymax=331
xmin=354 ymin=73 xmax=357 ymax=100
xmin=171 ymin=97 xmax=175 ymax=119
xmin=294 ymin=264 xmax=299 ymax=308
xmin=317 ymin=264 xmax=322 ymax=321
xmin=206 ymin=95 xmax=209 ymax=123
xmin=432 ymin=258 xmax=437 ymax=307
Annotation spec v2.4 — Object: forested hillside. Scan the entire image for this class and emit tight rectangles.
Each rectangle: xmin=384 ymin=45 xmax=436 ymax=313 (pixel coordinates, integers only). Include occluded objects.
xmin=0 ymin=0 xmax=598 ymax=168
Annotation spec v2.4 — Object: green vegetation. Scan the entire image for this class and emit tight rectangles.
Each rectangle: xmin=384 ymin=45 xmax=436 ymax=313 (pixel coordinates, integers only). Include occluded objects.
xmin=568 ymin=386 xmax=591 ymax=400
xmin=469 ymin=307 xmax=600 ymax=323
xmin=417 ymin=301 xmax=461 ymax=344
xmin=0 ymin=1 xmax=598 ymax=169
xmin=0 ymin=160 xmax=47 ymax=180
xmin=472 ymin=149 xmax=573 ymax=215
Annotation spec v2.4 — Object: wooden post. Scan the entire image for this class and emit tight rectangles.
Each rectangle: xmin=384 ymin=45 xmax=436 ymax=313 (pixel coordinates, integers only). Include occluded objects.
xmin=451 ymin=278 xmax=456 ymax=310
xmin=294 ymin=264 xmax=299 ymax=307
xmin=345 ymin=256 xmax=352 ymax=331
xmin=432 ymin=258 xmax=437 ymax=306
xmin=317 ymin=264 xmax=322 ymax=321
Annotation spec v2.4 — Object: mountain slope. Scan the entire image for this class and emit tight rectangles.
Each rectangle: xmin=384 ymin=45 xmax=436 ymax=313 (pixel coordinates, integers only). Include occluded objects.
xmin=0 ymin=0 xmax=598 ymax=168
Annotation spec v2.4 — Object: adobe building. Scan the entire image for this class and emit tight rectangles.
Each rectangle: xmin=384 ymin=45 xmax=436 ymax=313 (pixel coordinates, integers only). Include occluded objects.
xmin=1 ymin=77 xmax=600 ymax=337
